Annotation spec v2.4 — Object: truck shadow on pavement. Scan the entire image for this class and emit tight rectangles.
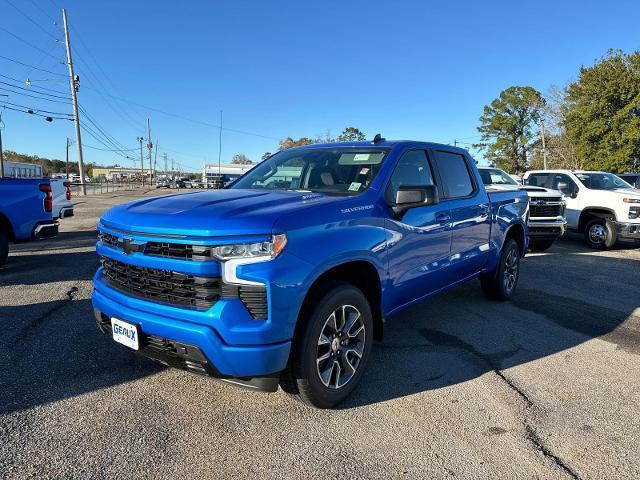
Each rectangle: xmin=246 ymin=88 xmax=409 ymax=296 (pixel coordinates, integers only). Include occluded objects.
xmin=0 ymin=237 xmax=638 ymax=413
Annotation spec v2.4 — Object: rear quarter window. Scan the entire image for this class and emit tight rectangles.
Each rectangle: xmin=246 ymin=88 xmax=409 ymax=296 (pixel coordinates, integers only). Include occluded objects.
xmin=433 ymin=151 xmax=474 ymax=198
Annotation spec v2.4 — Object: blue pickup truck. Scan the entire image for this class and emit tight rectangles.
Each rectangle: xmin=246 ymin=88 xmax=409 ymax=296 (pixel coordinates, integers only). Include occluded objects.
xmin=92 ymin=139 xmax=528 ymax=408
xmin=0 ymin=178 xmax=59 ymax=267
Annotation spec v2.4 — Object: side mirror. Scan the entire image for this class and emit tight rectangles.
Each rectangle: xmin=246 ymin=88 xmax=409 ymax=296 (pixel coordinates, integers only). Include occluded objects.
xmin=392 ymin=185 xmax=439 ymax=217
xmin=556 ymin=182 xmax=569 ymax=195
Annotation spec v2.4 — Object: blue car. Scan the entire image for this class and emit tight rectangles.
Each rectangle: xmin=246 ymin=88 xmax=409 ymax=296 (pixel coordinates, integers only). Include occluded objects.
xmin=92 ymin=138 xmax=528 ymax=408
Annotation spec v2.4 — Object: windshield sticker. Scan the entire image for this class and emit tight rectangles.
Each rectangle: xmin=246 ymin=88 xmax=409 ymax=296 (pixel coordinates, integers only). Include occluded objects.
xmin=353 ymin=154 xmax=370 ymax=162
xmin=359 ymin=167 xmax=370 ymax=175
xmin=348 ymin=182 xmax=362 ymax=192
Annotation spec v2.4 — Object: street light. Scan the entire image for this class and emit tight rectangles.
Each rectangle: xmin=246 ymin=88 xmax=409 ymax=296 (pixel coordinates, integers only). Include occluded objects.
xmin=136 ymin=136 xmax=144 ymax=186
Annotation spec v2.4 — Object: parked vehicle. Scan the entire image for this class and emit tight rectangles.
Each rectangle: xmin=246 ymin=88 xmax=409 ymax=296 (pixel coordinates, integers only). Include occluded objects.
xmin=156 ymin=178 xmax=170 ymax=189
xmin=523 ymin=170 xmax=640 ymax=249
xmin=618 ymin=173 xmax=639 ymax=189
xmin=206 ymin=175 xmax=227 ymax=189
xmin=0 ymin=178 xmax=59 ymax=267
xmin=92 ymin=140 xmax=528 ymax=408
xmin=50 ymin=179 xmax=74 ymax=219
xmin=478 ymin=167 xmax=566 ymax=251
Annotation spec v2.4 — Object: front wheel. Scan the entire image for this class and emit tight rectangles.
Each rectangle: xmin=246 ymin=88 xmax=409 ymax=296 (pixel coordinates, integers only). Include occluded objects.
xmin=282 ymin=284 xmax=373 ymax=408
xmin=480 ymin=238 xmax=521 ymax=301
xmin=584 ymin=218 xmax=617 ymax=249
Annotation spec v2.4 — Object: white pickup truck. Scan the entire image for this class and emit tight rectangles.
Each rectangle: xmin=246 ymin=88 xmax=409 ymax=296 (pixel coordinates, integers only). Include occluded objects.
xmin=50 ymin=178 xmax=74 ymax=220
xmin=523 ymin=170 xmax=640 ymax=249
xmin=479 ymin=167 xmax=567 ymax=251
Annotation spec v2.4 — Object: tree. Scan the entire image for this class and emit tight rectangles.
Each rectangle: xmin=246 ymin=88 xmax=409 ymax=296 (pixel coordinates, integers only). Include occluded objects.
xmin=476 ymin=86 xmax=544 ymax=173
xmin=563 ymin=49 xmax=640 ymax=173
xmin=277 ymin=137 xmax=314 ymax=151
xmin=261 ymin=152 xmax=272 ymax=161
xmin=337 ymin=126 xmax=366 ymax=142
xmin=231 ymin=153 xmax=253 ymax=165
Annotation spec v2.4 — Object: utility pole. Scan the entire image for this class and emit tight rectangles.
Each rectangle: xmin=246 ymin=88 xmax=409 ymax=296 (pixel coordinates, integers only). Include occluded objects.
xmin=540 ymin=118 xmax=548 ymax=170
xmin=153 ymin=139 xmax=158 ymax=180
xmin=137 ymin=136 xmax=144 ymax=186
xmin=453 ymin=139 xmax=457 ymax=147
xmin=218 ymin=110 xmax=222 ymax=177
xmin=163 ymin=153 xmax=168 ymax=176
xmin=146 ymin=119 xmax=152 ymax=184
xmin=62 ymin=9 xmax=86 ymax=195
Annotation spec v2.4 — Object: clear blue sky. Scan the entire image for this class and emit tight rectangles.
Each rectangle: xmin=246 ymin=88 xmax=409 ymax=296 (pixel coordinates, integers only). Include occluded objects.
xmin=1 ymin=0 xmax=639 ymax=172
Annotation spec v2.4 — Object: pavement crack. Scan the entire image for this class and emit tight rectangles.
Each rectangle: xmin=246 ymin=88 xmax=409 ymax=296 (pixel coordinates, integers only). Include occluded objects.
xmin=526 ymin=425 xmax=580 ymax=479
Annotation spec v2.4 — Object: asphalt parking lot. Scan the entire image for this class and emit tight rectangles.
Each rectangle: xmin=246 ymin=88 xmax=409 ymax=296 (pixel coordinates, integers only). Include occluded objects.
xmin=1 ymin=189 xmax=639 ymax=479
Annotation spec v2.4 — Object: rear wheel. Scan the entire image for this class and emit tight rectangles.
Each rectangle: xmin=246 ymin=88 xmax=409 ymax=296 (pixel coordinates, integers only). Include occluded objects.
xmin=528 ymin=239 xmax=555 ymax=252
xmin=0 ymin=231 xmax=8 ymax=268
xmin=281 ymin=284 xmax=373 ymax=408
xmin=584 ymin=218 xmax=617 ymax=250
xmin=480 ymin=238 xmax=520 ymax=301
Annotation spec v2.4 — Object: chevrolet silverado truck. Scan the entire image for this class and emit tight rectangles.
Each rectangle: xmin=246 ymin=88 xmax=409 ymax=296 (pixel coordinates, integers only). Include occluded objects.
xmin=50 ymin=178 xmax=74 ymax=219
xmin=0 ymin=178 xmax=59 ymax=267
xmin=92 ymin=139 xmax=528 ymax=408
xmin=478 ymin=167 xmax=567 ymax=251
xmin=523 ymin=170 xmax=640 ymax=249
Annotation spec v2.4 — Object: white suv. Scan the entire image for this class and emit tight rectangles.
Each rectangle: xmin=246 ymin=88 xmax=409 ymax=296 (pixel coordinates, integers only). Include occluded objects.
xmin=523 ymin=170 xmax=640 ymax=249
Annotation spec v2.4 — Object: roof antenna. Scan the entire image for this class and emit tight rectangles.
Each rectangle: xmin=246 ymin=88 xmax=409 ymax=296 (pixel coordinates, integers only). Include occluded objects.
xmin=372 ymin=133 xmax=385 ymax=144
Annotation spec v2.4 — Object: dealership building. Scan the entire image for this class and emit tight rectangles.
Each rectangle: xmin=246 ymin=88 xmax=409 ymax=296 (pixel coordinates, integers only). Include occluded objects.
xmin=202 ymin=163 xmax=254 ymax=186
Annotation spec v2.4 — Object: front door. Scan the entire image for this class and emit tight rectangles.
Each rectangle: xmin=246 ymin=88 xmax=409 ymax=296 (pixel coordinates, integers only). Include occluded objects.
xmin=384 ymin=149 xmax=452 ymax=312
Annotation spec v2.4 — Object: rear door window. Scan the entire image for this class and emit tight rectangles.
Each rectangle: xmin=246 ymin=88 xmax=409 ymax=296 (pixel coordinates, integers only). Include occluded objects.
xmin=432 ymin=151 xmax=474 ymax=198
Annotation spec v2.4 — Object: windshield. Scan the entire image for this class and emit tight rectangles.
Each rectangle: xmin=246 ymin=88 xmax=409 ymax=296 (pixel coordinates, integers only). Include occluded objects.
xmin=574 ymin=173 xmax=632 ymax=190
xmin=231 ymin=147 xmax=390 ymax=196
xmin=479 ymin=168 xmax=518 ymax=186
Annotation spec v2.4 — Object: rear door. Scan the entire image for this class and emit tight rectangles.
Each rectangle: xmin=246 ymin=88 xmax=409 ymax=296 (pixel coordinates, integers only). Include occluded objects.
xmin=431 ymin=149 xmax=492 ymax=278
xmin=384 ymin=149 xmax=452 ymax=311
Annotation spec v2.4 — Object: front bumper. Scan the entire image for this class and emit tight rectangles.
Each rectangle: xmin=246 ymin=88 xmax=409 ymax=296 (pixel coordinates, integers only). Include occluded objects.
xmin=92 ymin=277 xmax=291 ymax=383
xmin=528 ymin=218 xmax=567 ymax=239
xmin=33 ymin=221 xmax=59 ymax=240
xmin=615 ymin=221 xmax=640 ymax=239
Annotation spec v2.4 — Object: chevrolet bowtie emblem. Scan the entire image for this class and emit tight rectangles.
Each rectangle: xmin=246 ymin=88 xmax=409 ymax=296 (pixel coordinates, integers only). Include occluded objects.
xmin=119 ymin=237 xmax=145 ymax=255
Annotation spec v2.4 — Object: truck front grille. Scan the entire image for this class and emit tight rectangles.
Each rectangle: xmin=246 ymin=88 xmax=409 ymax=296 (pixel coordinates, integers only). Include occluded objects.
xmin=100 ymin=256 xmax=221 ymax=310
xmin=529 ymin=197 xmax=563 ymax=218
xmin=144 ymin=241 xmax=215 ymax=261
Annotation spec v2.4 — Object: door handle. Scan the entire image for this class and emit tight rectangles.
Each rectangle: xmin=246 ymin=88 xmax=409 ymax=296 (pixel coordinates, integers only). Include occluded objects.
xmin=479 ymin=204 xmax=490 ymax=218
xmin=436 ymin=213 xmax=451 ymax=224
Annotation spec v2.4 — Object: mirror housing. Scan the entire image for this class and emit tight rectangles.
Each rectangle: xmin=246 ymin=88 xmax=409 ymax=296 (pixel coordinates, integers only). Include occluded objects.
xmin=392 ymin=185 xmax=439 ymax=217
xmin=556 ymin=182 xmax=569 ymax=195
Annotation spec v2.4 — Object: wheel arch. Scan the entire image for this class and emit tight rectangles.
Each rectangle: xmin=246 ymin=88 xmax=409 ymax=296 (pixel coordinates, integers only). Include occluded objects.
xmin=505 ymin=222 xmax=526 ymax=256
xmin=296 ymin=260 xmax=384 ymax=342
xmin=578 ymin=208 xmax=616 ymax=232
xmin=0 ymin=212 xmax=15 ymax=242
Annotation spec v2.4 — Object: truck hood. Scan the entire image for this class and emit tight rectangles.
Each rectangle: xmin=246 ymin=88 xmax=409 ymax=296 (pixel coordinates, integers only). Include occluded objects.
xmin=485 ymin=184 xmax=563 ymax=197
xmin=99 ymin=189 xmax=344 ymax=237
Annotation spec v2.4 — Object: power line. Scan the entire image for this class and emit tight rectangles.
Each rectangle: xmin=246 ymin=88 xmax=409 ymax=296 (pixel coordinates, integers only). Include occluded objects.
xmin=1 ymin=100 xmax=73 ymax=117
xmin=26 ymin=0 xmax=59 ymax=24
xmin=84 ymin=143 xmax=138 ymax=152
xmin=4 ymin=0 xmax=60 ymax=41
xmin=80 ymin=124 xmax=130 ymax=160
xmin=0 ymin=77 xmax=69 ymax=99
xmin=78 ymin=103 xmax=130 ymax=153
xmin=0 ymin=103 xmax=73 ymax=120
xmin=80 ymin=84 xmax=280 ymax=141
xmin=0 ymin=85 xmax=72 ymax=104
xmin=0 ymin=54 xmax=67 ymax=77
xmin=0 ymin=73 xmax=68 ymax=96
xmin=0 ymin=25 xmax=62 ymax=61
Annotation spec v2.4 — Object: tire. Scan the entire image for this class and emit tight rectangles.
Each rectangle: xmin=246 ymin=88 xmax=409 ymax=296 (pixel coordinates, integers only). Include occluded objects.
xmin=480 ymin=238 xmax=521 ymax=301
xmin=0 ymin=231 xmax=8 ymax=268
xmin=584 ymin=218 xmax=617 ymax=250
xmin=281 ymin=283 xmax=373 ymax=408
xmin=528 ymin=239 xmax=555 ymax=252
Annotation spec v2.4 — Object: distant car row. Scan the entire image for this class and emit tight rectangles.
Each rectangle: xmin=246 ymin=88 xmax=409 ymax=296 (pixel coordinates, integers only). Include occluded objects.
xmin=479 ymin=167 xmax=640 ymax=250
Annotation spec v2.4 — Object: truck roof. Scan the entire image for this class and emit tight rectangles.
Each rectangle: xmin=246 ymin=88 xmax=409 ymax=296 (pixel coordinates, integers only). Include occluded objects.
xmin=525 ymin=169 xmax=609 ymax=175
xmin=292 ymin=140 xmax=470 ymax=155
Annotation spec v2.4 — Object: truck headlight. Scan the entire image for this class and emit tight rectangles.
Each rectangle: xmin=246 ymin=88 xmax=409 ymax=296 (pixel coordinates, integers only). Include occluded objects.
xmin=623 ymin=197 xmax=640 ymax=204
xmin=213 ymin=234 xmax=287 ymax=260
